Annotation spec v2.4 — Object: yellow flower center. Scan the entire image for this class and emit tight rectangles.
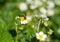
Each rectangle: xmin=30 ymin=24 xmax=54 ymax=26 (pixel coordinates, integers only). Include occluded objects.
xmin=39 ymin=35 xmax=43 ymax=39
xmin=20 ymin=17 xmax=25 ymax=21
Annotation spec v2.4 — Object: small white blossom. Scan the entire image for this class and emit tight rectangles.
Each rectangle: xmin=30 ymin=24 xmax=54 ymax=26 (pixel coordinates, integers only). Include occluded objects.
xmin=19 ymin=3 xmax=28 ymax=11
xmin=47 ymin=9 xmax=55 ymax=16
xmin=41 ymin=14 xmax=47 ymax=18
xmin=20 ymin=20 xmax=28 ymax=24
xmin=30 ymin=0 xmax=42 ymax=10
xmin=30 ymin=4 xmax=37 ymax=10
xmin=26 ymin=0 xmax=33 ymax=4
xmin=39 ymin=7 xmax=47 ymax=14
xmin=41 ymin=0 xmax=47 ymax=2
xmin=44 ymin=18 xmax=49 ymax=21
xmin=26 ymin=15 xmax=32 ymax=22
xmin=36 ymin=31 xmax=47 ymax=41
xmin=47 ymin=1 xmax=55 ymax=9
xmin=34 ymin=0 xmax=42 ymax=7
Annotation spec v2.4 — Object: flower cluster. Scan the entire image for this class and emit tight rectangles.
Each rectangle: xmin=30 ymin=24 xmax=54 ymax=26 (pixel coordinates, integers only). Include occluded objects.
xmin=15 ymin=0 xmax=55 ymax=41
xmin=17 ymin=0 xmax=55 ymax=24
xmin=18 ymin=0 xmax=55 ymax=16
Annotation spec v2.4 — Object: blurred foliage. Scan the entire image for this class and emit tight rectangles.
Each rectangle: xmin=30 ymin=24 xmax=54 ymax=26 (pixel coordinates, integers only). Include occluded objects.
xmin=0 ymin=0 xmax=60 ymax=42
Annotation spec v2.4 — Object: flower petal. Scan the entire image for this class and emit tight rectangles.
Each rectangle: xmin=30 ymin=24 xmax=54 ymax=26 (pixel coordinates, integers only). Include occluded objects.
xmin=43 ymin=34 xmax=47 ymax=39
xmin=39 ymin=31 xmax=44 ymax=35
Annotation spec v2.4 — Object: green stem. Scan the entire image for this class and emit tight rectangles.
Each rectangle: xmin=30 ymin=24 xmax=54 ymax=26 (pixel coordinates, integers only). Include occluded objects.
xmin=37 ymin=20 xmax=41 ymax=32
xmin=39 ymin=40 xmax=42 ymax=42
xmin=15 ymin=23 xmax=18 ymax=42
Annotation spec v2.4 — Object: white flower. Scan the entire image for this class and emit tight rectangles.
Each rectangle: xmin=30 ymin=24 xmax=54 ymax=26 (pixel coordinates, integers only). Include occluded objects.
xmin=39 ymin=7 xmax=47 ymax=14
xmin=47 ymin=1 xmax=55 ymax=9
xmin=20 ymin=16 xmax=28 ymax=24
xmin=36 ymin=31 xmax=47 ymax=41
xmin=41 ymin=14 xmax=47 ymax=18
xmin=19 ymin=3 xmax=28 ymax=11
xmin=44 ymin=17 xmax=49 ymax=21
xmin=47 ymin=9 xmax=55 ymax=16
xmin=30 ymin=0 xmax=42 ymax=10
xmin=54 ymin=0 xmax=60 ymax=6
xmin=30 ymin=5 xmax=37 ymax=10
xmin=26 ymin=15 xmax=32 ymax=22
xmin=26 ymin=0 xmax=33 ymax=4
xmin=20 ymin=20 xmax=28 ymax=24
xmin=41 ymin=0 xmax=47 ymax=2
xmin=34 ymin=0 xmax=42 ymax=7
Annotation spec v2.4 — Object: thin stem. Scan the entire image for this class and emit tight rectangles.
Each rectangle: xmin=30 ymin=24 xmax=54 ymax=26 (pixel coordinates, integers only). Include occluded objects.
xmin=39 ymin=40 xmax=42 ymax=42
xmin=37 ymin=20 xmax=41 ymax=32
xmin=15 ymin=23 xmax=18 ymax=42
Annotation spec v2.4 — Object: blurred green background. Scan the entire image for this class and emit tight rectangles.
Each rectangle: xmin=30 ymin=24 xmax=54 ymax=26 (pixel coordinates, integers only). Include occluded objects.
xmin=0 ymin=0 xmax=60 ymax=42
